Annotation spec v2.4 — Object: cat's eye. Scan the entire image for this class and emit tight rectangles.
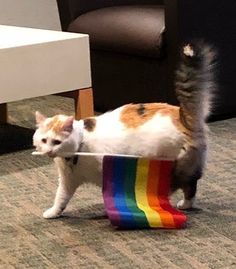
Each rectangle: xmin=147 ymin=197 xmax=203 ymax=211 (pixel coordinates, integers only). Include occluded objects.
xmin=52 ymin=139 xmax=62 ymax=145
xmin=41 ymin=138 xmax=47 ymax=143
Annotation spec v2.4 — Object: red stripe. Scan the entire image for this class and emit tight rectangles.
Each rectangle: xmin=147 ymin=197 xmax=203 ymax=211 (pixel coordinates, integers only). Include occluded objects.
xmin=158 ymin=161 xmax=187 ymax=228
xmin=147 ymin=160 xmax=176 ymax=228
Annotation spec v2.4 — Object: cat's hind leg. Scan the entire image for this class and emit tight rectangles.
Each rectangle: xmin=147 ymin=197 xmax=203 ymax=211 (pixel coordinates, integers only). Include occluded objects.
xmin=171 ymin=177 xmax=197 ymax=210
xmin=173 ymin=144 xmax=206 ymax=210
xmin=176 ymin=179 xmax=197 ymax=210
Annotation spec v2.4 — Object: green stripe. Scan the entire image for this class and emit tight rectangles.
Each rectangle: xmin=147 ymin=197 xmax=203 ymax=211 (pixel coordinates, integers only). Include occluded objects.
xmin=124 ymin=158 xmax=149 ymax=228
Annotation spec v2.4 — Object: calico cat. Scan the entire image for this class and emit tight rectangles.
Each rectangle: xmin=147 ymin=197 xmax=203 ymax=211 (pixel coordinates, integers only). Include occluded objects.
xmin=33 ymin=43 xmax=215 ymax=219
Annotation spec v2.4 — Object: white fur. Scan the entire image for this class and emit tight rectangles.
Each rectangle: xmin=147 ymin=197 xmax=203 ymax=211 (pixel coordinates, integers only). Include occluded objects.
xmin=34 ymin=108 xmax=185 ymax=218
xmin=177 ymin=198 xmax=195 ymax=210
xmin=83 ymin=108 xmax=184 ymax=159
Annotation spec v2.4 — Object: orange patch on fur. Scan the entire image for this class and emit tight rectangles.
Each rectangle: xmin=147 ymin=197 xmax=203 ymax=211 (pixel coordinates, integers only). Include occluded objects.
xmin=120 ymin=103 xmax=180 ymax=128
xmin=121 ymin=103 xmax=196 ymax=147
xmin=46 ymin=116 xmax=66 ymax=134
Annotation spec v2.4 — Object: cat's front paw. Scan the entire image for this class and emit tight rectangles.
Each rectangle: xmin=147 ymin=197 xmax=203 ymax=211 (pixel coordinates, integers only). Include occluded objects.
xmin=177 ymin=199 xmax=194 ymax=210
xmin=43 ymin=207 xmax=62 ymax=219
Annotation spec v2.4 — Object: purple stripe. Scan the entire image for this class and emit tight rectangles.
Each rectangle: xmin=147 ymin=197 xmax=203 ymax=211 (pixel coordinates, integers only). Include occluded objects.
xmin=102 ymin=156 xmax=121 ymax=226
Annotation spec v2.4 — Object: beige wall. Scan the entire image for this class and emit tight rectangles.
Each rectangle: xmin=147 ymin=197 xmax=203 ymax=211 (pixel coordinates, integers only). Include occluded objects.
xmin=0 ymin=0 xmax=61 ymax=30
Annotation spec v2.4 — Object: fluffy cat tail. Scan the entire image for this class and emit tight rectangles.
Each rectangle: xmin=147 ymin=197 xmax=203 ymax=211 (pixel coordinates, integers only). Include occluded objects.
xmin=175 ymin=42 xmax=216 ymax=130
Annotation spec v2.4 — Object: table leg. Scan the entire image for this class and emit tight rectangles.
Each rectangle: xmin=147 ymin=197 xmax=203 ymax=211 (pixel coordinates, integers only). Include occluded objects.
xmin=75 ymin=87 xmax=94 ymax=120
xmin=0 ymin=103 xmax=7 ymax=124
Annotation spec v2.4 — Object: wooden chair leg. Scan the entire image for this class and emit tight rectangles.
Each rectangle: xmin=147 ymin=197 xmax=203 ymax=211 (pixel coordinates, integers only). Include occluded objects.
xmin=0 ymin=103 xmax=7 ymax=124
xmin=74 ymin=87 xmax=94 ymax=120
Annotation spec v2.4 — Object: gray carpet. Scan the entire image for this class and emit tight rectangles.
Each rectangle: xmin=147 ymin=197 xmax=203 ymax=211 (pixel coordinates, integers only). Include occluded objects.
xmin=0 ymin=96 xmax=235 ymax=269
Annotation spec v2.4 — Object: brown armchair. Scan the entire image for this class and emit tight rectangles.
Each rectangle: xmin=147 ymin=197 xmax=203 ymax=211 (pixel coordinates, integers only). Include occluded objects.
xmin=57 ymin=0 xmax=236 ymax=119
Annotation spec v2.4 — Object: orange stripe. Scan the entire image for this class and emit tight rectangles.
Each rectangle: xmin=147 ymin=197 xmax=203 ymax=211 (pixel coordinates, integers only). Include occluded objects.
xmin=147 ymin=160 xmax=175 ymax=228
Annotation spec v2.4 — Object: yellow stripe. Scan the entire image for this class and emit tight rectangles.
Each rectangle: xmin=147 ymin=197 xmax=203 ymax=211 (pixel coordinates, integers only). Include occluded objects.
xmin=135 ymin=158 xmax=163 ymax=228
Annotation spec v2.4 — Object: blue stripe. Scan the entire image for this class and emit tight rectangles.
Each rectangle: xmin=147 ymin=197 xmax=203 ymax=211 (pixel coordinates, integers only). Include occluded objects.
xmin=113 ymin=157 xmax=136 ymax=228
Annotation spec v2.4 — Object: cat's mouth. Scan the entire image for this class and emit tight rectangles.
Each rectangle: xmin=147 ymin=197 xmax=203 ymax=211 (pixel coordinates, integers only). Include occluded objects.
xmin=32 ymin=150 xmax=57 ymax=158
xmin=47 ymin=152 xmax=56 ymax=158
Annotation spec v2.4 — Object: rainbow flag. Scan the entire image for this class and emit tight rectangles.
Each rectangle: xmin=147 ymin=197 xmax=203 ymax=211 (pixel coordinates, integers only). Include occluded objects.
xmin=103 ymin=156 xmax=187 ymax=229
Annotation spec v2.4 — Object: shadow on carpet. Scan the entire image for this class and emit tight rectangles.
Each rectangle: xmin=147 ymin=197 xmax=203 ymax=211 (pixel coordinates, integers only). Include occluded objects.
xmin=0 ymin=124 xmax=34 ymax=154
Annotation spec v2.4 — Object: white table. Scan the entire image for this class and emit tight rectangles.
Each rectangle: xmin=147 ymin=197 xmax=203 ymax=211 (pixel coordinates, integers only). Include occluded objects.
xmin=0 ymin=25 xmax=93 ymax=123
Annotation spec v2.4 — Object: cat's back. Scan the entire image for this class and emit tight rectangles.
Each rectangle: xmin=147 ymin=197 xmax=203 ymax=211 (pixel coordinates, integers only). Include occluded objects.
xmin=89 ymin=103 xmax=184 ymax=137
xmin=84 ymin=103 xmax=184 ymax=159
xmin=119 ymin=103 xmax=180 ymax=129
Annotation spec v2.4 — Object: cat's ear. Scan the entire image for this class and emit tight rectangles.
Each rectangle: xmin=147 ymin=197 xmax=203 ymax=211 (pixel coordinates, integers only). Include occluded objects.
xmin=35 ymin=111 xmax=46 ymax=125
xmin=62 ymin=116 xmax=74 ymax=134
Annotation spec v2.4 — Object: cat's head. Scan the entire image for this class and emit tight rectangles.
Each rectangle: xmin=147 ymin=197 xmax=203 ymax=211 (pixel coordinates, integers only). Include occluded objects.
xmin=33 ymin=111 xmax=80 ymax=158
